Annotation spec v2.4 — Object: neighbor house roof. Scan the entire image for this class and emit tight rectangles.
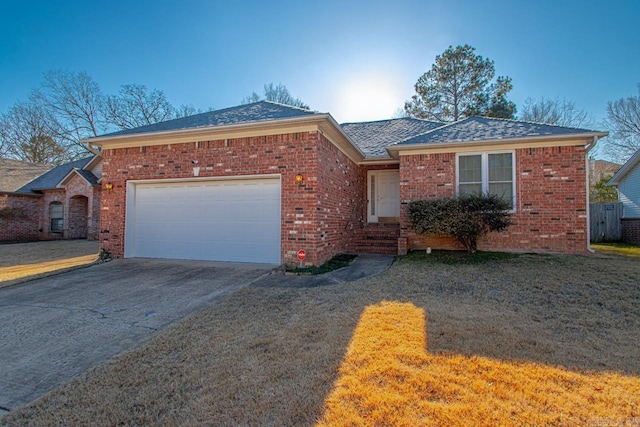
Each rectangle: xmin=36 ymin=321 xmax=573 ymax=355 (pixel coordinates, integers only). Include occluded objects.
xmin=104 ymin=101 xmax=319 ymax=137
xmin=16 ymin=156 xmax=97 ymax=194
xmin=341 ymin=118 xmax=443 ymax=157
xmin=608 ymin=149 xmax=640 ymax=186
xmin=0 ymin=158 xmax=52 ymax=192
xmin=395 ymin=116 xmax=606 ymax=147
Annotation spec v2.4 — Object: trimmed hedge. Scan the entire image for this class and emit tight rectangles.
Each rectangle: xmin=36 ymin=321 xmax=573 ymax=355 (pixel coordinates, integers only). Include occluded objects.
xmin=408 ymin=194 xmax=512 ymax=253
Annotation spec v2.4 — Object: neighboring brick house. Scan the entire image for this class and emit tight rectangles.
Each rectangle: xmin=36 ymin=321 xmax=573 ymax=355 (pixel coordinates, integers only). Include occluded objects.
xmin=86 ymin=101 xmax=607 ymax=266
xmin=0 ymin=156 xmax=102 ymax=242
xmin=608 ymin=149 xmax=640 ymax=244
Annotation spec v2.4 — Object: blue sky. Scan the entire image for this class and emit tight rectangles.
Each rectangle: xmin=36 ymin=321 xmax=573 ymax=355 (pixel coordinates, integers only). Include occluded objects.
xmin=1 ymin=0 xmax=638 ymax=131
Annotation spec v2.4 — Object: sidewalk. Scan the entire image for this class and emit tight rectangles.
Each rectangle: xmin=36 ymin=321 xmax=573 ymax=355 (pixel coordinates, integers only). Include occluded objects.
xmin=252 ymin=253 xmax=394 ymax=288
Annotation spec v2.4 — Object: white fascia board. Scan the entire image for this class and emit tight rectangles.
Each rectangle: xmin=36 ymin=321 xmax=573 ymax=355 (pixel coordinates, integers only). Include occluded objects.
xmin=386 ymin=133 xmax=605 ymax=158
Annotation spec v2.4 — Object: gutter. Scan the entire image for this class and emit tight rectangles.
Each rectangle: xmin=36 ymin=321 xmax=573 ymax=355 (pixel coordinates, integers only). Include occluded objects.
xmin=386 ymin=131 xmax=609 ymax=158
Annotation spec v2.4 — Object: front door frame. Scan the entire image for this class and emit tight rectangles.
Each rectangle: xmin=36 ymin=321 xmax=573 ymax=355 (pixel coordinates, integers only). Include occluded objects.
xmin=367 ymin=169 xmax=400 ymax=223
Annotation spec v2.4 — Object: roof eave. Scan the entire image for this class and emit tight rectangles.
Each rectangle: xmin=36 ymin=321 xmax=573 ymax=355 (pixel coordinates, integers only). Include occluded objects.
xmin=0 ymin=190 xmax=42 ymax=197
xmin=358 ymin=157 xmax=399 ymax=166
xmin=386 ymin=132 xmax=608 ymax=158
xmin=83 ymin=114 xmax=335 ymax=148
xmin=82 ymin=155 xmax=102 ymax=171
xmin=86 ymin=113 xmax=367 ymax=164
xmin=607 ymin=148 xmax=640 ymax=186
xmin=318 ymin=115 xmax=366 ymax=163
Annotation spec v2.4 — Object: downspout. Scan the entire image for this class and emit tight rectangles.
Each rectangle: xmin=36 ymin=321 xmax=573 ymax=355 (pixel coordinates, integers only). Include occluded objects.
xmin=585 ymin=136 xmax=599 ymax=253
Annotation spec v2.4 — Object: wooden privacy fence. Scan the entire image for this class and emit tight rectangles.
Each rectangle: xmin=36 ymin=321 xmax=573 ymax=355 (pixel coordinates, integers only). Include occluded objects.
xmin=590 ymin=202 xmax=622 ymax=242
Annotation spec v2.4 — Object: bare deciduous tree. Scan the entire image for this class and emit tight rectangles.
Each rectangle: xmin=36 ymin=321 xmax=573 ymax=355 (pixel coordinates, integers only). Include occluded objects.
xmin=37 ymin=70 xmax=106 ymax=141
xmin=603 ymin=84 xmax=640 ymax=162
xmin=519 ymin=97 xmax=593 ymax=129
xmin=3 ymin=69 xmax=212 ymax=163
xmin=104 ymin=84 xmax=176 ymax=130
xmin=242 ymin=83 xmax=309 ymax=109
xmin=0 ymin=99 xmax=70 ymax=164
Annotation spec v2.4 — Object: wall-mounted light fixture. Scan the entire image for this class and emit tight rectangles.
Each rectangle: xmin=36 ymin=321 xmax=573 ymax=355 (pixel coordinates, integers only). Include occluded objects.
xmin=295 ymin=173 xmax=304 ymax=186
xmin=105 ymin=183 xmax=114 ymax=192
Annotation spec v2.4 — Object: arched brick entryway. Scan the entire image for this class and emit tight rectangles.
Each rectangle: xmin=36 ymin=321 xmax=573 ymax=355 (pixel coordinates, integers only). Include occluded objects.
xmin=68 ymin=195 xmax=88 ymax=239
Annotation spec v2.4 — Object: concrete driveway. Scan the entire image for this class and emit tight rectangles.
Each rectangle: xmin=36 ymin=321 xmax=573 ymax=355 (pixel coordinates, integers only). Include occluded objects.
xmin=0 ymin=258 xmax=272 ymax=412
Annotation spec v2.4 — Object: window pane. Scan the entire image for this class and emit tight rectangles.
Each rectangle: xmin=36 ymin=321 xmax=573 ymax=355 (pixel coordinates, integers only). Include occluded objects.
xmin=50 ymin=203 xmax=63 ymax=218
xmin=51 ymin=218 xmax=63 ymax=232
xmin=489 ymin=182 xmax=514 ymax=208
xmin=489 ymin=153 xmax=512 ymax=182
xmin=459 ymin=155 xmax=482 ymax=183
xmin=459 ymin=183 xmax=483 ymax=196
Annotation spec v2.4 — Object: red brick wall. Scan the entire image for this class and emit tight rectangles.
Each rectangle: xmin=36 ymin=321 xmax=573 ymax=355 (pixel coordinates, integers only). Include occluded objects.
xmin=399 ymin=153 xmax=462 ymax=251
xmin=0 ymin=193 xmax=42 ymax=242
xmin=100 ymin=131 xmax=332 ymax=265
xmin=315 ymin=133 xmax=363 ymax=262
xmin=621 ymin=218 xmax=640 ymax=244
xmin=399 ymin=146 xmax=589 ymax=254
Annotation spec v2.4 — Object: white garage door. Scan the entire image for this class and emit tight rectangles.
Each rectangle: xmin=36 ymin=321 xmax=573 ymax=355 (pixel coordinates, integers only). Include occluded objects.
xmin=125 ymin=177 xmax=281 ymax=264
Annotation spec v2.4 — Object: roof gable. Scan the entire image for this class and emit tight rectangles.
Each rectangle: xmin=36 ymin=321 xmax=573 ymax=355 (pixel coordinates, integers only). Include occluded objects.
xmin=608 ymin=149 xmax=640 ymax=186
xmin=102 ymin=101 xmax=319 ymax=137
xmin=341 ymin=118 xmax=443 ymax=157
xmin=59 ymin=168 xmax=100 ymax=187
xmin=396 ymin=116 xmax=605 ymax=147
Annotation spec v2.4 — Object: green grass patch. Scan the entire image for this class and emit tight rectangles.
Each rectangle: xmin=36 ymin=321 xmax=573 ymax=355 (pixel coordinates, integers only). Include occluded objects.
xmin=403 ymin=249 xmax=521 ymax=265
xmin=286 ymin=254 xmax=358 ymax=275
xmin=591 ymin=242 xmax=640 ymax=258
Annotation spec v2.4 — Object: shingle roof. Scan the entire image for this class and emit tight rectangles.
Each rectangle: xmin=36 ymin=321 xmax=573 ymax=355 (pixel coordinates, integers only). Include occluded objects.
xmin=341 ymin=118 xmax=443 ymax=157
xmin=102 ymin=101 xmax=319 ymax=137
xmin=16 ymin=156 xmax=96 ymax=194
xmin=396 ymin=116 xmax=599 ymax=146
xmin=75 ymin=168 xmax=100 ymax=185
xmin=0 ymin=158 xmax=52 ymax=192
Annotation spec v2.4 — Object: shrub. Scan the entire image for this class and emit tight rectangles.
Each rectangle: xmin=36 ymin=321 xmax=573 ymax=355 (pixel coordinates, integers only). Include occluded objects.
xmin=408 ymin=194 xmax=512 ymax=253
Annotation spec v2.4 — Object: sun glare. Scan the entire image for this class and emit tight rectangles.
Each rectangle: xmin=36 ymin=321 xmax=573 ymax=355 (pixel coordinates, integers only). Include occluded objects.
xmin=336 ymin=76 xmax=403 ymax=123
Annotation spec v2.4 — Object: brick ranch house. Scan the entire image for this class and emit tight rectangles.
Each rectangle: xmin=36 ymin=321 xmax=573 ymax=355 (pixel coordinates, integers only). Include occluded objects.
xmin=0 ymin=156 xmax=102 ymax=242
xmin=85 ymin=101 xmax=607 ymax=266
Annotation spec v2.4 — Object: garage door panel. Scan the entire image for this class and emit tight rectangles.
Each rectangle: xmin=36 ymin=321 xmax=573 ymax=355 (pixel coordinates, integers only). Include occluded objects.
xmin=127 ymin=178 xmax=281 ymax=264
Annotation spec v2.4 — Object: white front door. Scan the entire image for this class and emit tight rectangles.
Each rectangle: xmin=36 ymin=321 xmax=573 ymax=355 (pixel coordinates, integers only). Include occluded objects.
xmin=368 ymin=170 xmax=400 ymax=223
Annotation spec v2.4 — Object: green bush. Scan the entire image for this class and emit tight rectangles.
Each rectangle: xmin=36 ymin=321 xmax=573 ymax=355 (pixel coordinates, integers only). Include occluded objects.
xmin=408 ymin=194 xmax=512 ymax=253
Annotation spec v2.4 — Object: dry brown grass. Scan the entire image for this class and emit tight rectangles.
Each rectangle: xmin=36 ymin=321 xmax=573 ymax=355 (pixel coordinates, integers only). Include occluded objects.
xmin=0 ymin=240 xmax=98 ymax=288
xmin=3 ymin=252 xmax=639 ymax=426
xmin=317 ymin=301 xmax=640 ymax=426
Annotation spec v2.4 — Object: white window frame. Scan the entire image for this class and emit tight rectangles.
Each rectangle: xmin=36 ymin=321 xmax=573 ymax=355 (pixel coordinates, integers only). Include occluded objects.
xmin=50 ymin=201 xmax=64 ymax=233
xmin=456 ymin=151 xmax=516 ymax=212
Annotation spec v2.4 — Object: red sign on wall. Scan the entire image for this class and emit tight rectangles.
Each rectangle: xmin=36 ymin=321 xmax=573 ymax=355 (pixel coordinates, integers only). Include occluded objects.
xmin=297 ymin=249 xmax=306 ymax=261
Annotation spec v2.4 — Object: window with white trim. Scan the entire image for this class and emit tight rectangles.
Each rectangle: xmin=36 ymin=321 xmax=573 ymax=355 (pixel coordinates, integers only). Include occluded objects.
xmin=50 ymin=202 xmax=63 ymax=233
xmin=457 ymin=152 xmax=515 ymax=209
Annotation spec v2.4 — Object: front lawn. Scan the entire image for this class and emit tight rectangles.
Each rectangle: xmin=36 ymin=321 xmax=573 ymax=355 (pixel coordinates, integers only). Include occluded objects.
xmin=3 ymin=252 xmax=639 ymax=426
xmin=591 ymin=241 xmax=640 ymax=258
xmin=0 ymin=240 xmax=99 ymax=288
